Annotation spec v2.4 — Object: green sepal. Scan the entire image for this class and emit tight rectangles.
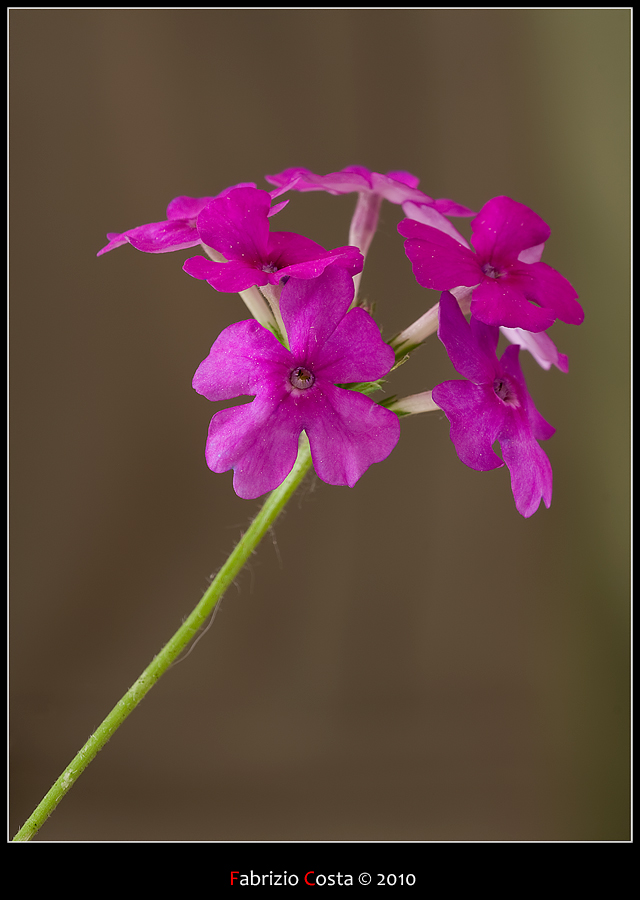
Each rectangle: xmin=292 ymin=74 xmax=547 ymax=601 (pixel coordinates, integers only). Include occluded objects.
xmin=267 ymin=321 xmax=288 ymax=348
xmin=377 ymin=395 xmax=412 ymax=417
xmin=339 ymin=378 xmax=386 ymax=396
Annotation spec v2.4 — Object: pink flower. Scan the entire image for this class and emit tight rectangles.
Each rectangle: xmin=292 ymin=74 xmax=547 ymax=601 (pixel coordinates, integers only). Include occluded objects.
xmin=432 ymin=292 xmax=555 ymax=518
xmin=266 ymin=166 xmax=474 ymax=259
xmin=192 ymin=266 xmax=399 ymax=499
xmin=398 ymin=196 xmax=583 ymax=333
xmin=183 ymin=186 xmax=363 ymax=293
xmin=265 ymin=165 xmax=473 ymax=213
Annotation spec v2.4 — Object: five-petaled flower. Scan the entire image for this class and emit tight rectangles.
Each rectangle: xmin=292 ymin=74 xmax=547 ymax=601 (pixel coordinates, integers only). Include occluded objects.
xmin=432 ymin=291 xmax=555 ymax=518
xmin=192 ymin=265 xmax=400 ymax=499
xmin=398 ymin=196 xmax=583 ymax=333
xmin=183 ymin=186 xmax=363 ymax=293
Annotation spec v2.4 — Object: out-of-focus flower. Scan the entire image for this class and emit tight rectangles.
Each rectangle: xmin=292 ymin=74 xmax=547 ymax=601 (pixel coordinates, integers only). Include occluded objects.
xmin=192 ymin=266 xmax=400 ymax=499
xmin=265 ymin=165 xmax=474 ymax=260
xmin=432 ymin=291 xmax=555 ymax=518
xmin=265 ymin=165 xmax=473 ymax=211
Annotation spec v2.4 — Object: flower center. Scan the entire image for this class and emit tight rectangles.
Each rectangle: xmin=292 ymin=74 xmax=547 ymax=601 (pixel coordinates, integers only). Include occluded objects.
xmin=482 ymin=262 xmax=502 ymax=279
xmin=261 ymin=262 xmax=279 ymax=274
xmin=290 ymin=366 xmax=315 ymax=390
xmin=493 ymin=376 xmax=520 ymax=408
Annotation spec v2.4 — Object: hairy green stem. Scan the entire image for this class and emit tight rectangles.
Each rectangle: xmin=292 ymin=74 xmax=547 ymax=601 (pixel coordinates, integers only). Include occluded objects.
xmin=12 ymin=438 xmax=314 ymax=842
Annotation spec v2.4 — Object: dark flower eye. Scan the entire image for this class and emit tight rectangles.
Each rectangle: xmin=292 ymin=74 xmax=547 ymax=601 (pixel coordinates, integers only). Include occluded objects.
xmin=482 ymin=262 xmax=502 ymax=279
xmin=492 ymin=376 xmax=520 ymax=408
xmin=290 ymin=366 xmax=315 ymax=389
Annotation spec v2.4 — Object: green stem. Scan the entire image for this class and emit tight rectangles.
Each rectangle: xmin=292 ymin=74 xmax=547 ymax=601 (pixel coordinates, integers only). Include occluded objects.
xmin=12 ymin=437 xmax=314 ymax=842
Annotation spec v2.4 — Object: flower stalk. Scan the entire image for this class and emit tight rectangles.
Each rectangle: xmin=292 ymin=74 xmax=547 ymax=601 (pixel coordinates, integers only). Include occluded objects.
xmin=12 ymin=437 xmax=314 ymax=842
xmin=201 ymin=244 xmax=278 ymax=332
xmin=387 ymin=390 xmax=440 ymax=417
xmin=390 ymin=286 xmax=473 ymax=357
xmin=349 ymin=191 xmax=383 ymax=302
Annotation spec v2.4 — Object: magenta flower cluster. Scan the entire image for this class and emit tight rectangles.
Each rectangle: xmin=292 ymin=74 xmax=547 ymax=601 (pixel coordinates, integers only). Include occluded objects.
xmin=99 ymin=165 xmax=582 ymax=516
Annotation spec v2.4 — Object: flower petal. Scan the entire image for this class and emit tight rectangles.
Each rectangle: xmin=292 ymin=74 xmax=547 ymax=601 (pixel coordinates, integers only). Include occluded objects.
xmin=385 ymin=170 xmax=420 ymax=189
xmin=437 ymin=292 xmax=497 ymax=384
xmin=97 ymin=220 xmax=201 ymax=256
xmin=519 ymin=262 xmax=583 ymax=326
xmin=166 ymin=184 xmax=258 ymax=220
xmin=315 ymin=307 xmax=396 ymax=384
xmin=280 ymin=266 xmax=355 ymax=364
xmin=401 ymin=202 xmax=471 ymax=246
xmin=196 ymin=186 xmax=271 ymax=264
xmin=431 ymin=198 xmax=476 ymax=217
xmin=398 ymin=218 xmax=482 ymax=289
xmin=278 ymin=246 xmax=363 ymax=282
xmin=517 ymin=242 xmax=545 ymax=264
xmin=165 ymin=196 xmax=222 ymax=221
xmin=267 ymin=199 xmax=290 ymax=217
xmin=498 ymin=409 xmax=553 ymax=517
xmin=471 ymin=196 xmax=551 ymax=264
xmin=192 ymin=320 xmax=292 ymax=401
xmin=471 ymin=275 xmax=558 ymax=332
xmin=204 ymin=394 xmax=302 ymax=499
xmin=265 ymin=232 xmax=363 ymax=279
xmin=369 ymin=171 xmax=432 ymax=204
xmin=264 ymin=230 xmax=328 ymax=265
xmin=500 ymin=327 xmax=569 ymax=373
xmin=183 ymin=255 xmax=269 ymax=292
xmin=432 ymin=380 xmax=505 ymax=471
xmin=304 ymin=383 xmax=400 ymax=487
xmin=264 ymin=167 xmax=329 ymax=192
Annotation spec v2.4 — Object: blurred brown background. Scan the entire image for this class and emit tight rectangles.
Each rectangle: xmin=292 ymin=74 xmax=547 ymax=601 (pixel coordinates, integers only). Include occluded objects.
xmin=10 ymin=9 xmax=630 ymax=841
